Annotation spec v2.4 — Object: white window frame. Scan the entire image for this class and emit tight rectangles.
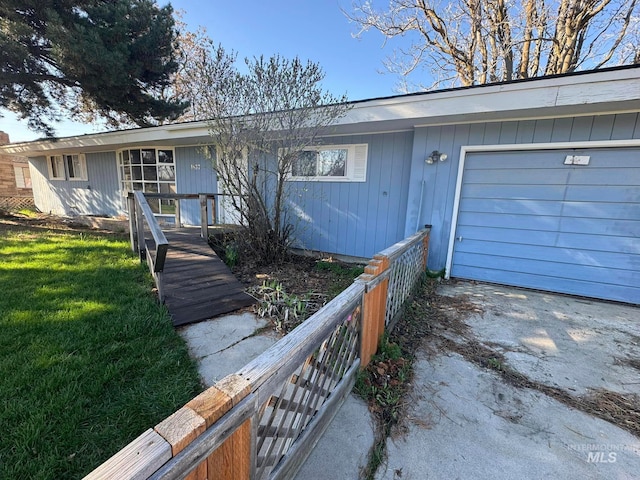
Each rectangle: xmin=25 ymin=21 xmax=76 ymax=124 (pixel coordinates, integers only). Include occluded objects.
xmin=47 ymin=154 xmax=87 ymax=181
xmin=14 ymin=164 xmax=32 ymax=189
xmin=285 ymin=143 xmax=368 ymax=182
xmin=116 ymin=147 xmax=177 ymax=216
xmin=66 ymin=154 xmax=88 ymax=181
xmin=47 ymin=155 xmax=65 ymax=180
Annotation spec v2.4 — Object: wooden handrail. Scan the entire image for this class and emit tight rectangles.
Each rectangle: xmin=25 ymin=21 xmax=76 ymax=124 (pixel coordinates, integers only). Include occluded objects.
xmin=127 ymin=191 xmax=225 ymax=299
xmin=375 ymin=227 xmax=430 ymax=263
xmin=129 ymin=191 xmax=170 ymax=302
xmin=137 ymin=192 xmax=237 ymax=231
xmin=138 ymin=193 xmax=235 ymax=200
xmin=134 ymin=191 xmax=169 ymax=273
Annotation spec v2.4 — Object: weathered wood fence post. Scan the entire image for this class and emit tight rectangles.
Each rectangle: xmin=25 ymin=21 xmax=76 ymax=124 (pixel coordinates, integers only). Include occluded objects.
xmin=358 ymin=255 xmax=390 ymax=368
xmin=136 ymin=198 xmax=146 ymax=261
xmin=422 ymin=224 xmax=432 ymax=270
xmin=174 ymin=200 xmax=181 ymax=228
xmin=128 ymin=193 xmax=137 ymax=253
xmin=210 ymin=195 xmax=216 ymax=225
xmin=199 ymin=194 xmax=208 ymax=239
xmin=358 ymin=226 xmax=432 ymax=368
xmin=85 ymin=375 xmax=252 ymax=480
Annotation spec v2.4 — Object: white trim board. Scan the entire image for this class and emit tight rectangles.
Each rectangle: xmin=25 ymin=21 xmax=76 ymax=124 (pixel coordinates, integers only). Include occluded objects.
xmin=444 ymin=138 xmax=640 ymax=279
xmin=412 ymin=107 xmax=640 ymax=129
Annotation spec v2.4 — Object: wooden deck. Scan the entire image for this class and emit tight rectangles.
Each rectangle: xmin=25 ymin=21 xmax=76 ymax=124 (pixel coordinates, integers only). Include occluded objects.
xmin=160 ymin=229 xmax=255 ymax=327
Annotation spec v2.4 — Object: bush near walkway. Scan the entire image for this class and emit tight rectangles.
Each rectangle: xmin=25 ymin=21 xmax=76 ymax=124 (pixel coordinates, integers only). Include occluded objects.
xmin=0 ymin=224 xmax=202 ymax=479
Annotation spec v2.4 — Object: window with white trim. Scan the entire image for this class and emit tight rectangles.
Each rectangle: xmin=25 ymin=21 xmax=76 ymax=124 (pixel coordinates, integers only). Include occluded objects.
xmin=47 ymin=154 xmax=87 ymax=181
xmin=117 ymin=147 xmax=176 ymax=215
xmin=286 ymin=144 xmax=368 ymax=182
xmin=14 ymin=165 xmax=32 ymax=189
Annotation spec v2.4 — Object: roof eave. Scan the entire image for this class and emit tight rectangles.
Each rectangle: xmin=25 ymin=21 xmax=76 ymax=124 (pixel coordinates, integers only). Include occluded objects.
xmin=2 ymin=66 xmax=639 ymax=156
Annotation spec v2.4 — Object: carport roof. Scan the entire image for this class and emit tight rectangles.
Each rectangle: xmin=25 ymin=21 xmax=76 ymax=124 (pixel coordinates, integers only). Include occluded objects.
xmin=2 ymin=65 xmax=640 ymax=157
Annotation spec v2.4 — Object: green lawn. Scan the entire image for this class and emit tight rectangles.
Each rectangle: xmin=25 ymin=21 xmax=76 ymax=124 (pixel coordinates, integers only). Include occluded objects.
xmin=0 ymin=228 xmax=203 ymax=479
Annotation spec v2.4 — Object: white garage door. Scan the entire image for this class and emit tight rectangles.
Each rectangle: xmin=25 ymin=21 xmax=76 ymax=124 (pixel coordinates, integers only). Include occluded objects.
xmin=449 ymin=147 xmax=640 ymax=304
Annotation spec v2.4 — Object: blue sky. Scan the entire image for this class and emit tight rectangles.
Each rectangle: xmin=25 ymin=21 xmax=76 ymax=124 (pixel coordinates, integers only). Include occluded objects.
xmin=1 ymin=1 xmax=403 ymax=143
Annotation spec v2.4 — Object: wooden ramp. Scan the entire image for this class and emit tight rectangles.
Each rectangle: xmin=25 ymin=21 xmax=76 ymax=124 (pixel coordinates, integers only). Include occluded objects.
xmin=161 ymin=229 xmax=255 ymax=327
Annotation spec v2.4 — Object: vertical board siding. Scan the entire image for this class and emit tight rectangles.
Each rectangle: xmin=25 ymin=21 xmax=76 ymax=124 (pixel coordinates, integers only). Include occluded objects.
xmin=287 ymin=132 xmax=413 ymax=258
xmin=175 ymin=146 xmax=217 ymax=225
xmin=451 ymin=147 xmax=640 ymax=303
xmin=29 ymin=152 xmax=121 ymax=216
xmin=405 ymin=112 xmax=640 ymax=272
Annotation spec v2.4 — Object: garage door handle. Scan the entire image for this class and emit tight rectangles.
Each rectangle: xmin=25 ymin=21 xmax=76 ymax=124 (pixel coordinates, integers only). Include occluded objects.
xmin=457 ymin=236 xmax=463 ymax=242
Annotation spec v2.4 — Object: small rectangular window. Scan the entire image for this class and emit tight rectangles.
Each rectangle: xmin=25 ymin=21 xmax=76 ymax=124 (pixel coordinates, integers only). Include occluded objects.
xmin=48 ymin=155 xmax=65 ymax=180
xmin=47 ymin=154 xmax=87 ymax=181
xmin=286 ymin=144 xmax=368 ymax=182
xmin=317 ymin=149 xmax=347 ymax=176
xmin=14 ymin=165 xmax=32 ymax=189
xmin=66 ymin=154 xmax=87 ymax=181
xmin=291 ymin=151 xmax=317 ymax=177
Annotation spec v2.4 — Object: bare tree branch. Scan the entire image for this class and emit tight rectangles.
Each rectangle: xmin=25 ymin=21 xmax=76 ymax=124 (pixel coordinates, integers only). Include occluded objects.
xmin=347 ymin=0 xmax=640 ymax=90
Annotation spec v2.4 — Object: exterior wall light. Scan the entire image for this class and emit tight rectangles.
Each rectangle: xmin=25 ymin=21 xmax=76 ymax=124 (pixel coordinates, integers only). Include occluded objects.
xmin=426 ymin=150 xmax=448 ymax=164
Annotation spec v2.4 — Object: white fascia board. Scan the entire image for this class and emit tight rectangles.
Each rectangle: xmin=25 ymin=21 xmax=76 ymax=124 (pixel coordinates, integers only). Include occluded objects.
xmin=1 ymin=121 xmax=211 ymax=156
xmin=339 ymin=68 xmax=640 ymax=127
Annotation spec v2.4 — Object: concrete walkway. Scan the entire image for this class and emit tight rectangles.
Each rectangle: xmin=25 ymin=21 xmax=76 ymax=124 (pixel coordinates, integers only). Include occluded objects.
xmin=179 ymin=282 xmax=640 ymax=479
xmin=178 ymin=312 xmax=278 ymax=384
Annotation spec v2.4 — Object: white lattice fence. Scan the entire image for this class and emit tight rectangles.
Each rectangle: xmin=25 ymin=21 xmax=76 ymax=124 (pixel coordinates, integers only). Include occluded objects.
xmin=255 ymin=302 xmax=361 ymax=479
xmin=382 ymin=229 xmax=430 ymax=326
xmin=0 ymin=196 xmax=35 ymax=212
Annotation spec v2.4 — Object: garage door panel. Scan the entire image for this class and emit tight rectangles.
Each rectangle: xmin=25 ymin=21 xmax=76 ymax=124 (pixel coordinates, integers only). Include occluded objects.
xmin=465 ymin=150 xmax=640 ymax=170
xmin=559 ymin=217 xmax=640 ymax=237
xmin=455 ymin=239 xmax=639 ymax=271
xmin=451 ymin=265 xmax=640 ymax=304
xmin=459 ymin=198 xmax=565 ymax=216
xmin=566 ymin=185 xmax=640 ymax=202
xmin=554 ymin=232 xmax=639 ymax=254
xmin=453 ymin=252 xmax=640 ymax=288
xmin=474 ymin=169 xmax=634 ymax=187
xmin=564 ymin=168 xmax=638 ymax=186
xmin=463 ymin=169 xmax=570 ymax=185
xmin=458 ymin=212 xmax=561 ymax=231
xmin=464 ymin=152 xmax=581 ymax=170
xmin=456 ymin=225 xmax=559 ymax=246
xmin=562 ymin=202 xmax=639 ymax=220
xmin=463 ymin=184 xmax=565 ymax=201
xmin=457 ymin=225 xmax=640 ymax=254
xmin=451 ymin=147 xmax=640 ymax=304
xmin=459 ymin=212 xmax=639 ymax=237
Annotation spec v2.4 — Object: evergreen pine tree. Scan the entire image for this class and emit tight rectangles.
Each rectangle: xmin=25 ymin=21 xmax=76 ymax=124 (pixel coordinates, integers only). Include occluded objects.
xmin=0 ymin=0 xmax=188 ymax=136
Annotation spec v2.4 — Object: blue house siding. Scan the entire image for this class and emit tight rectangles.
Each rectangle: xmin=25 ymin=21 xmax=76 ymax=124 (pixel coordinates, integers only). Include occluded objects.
xmin=29 ymin=152 xmax=121 ymax=217
xmin=287 ymin=131 xmax=413 ymax=258
xmin=174 ymin=146 xmax=217 ymax=225
xmin=405 ymin=112 xmax=640 ymax=272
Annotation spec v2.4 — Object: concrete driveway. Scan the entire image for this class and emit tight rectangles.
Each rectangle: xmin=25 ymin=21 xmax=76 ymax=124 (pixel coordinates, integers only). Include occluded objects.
xmin=379 ymin=281 xmax=640 ymax=480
